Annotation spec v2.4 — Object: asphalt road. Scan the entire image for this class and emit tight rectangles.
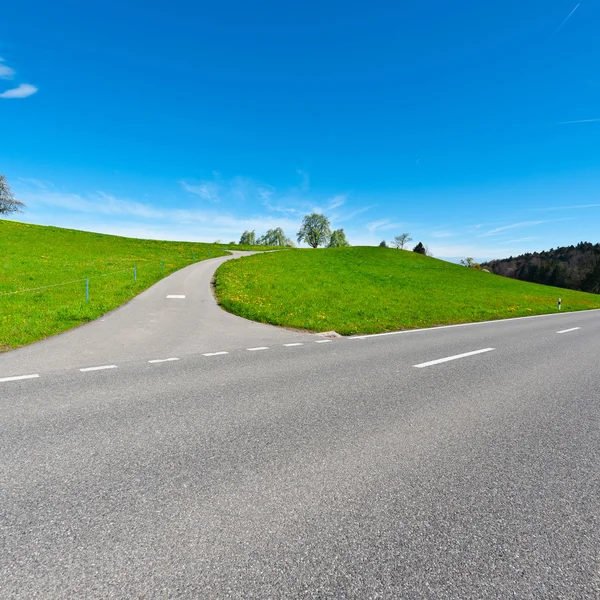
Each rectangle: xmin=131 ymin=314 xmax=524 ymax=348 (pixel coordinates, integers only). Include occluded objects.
xmin=1 ymin=255 xmax=600 ymax=598
xmin=0 ymin=251 xmax=314 ymax=378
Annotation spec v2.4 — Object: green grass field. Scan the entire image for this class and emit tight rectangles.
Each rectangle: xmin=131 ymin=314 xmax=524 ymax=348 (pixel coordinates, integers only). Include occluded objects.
xmin=214 ymin=246 xmax=600 ymax=335
xmin=0 ymin=220 xmax=242 ymax=350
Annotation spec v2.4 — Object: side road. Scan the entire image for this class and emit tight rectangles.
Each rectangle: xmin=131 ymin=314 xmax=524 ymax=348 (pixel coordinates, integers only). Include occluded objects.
xmin=0 ymin=252 xmax=314 ymax=377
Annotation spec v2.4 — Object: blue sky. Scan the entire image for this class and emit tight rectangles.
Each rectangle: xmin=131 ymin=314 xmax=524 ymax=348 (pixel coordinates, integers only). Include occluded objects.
xmin=1 ymin=0 xmax=599 ymax=260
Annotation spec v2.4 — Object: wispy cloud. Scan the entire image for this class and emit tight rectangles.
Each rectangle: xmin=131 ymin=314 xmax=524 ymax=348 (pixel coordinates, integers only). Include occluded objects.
xmin=544 ymin=203 xmax=600 ymax=211
xmin=180 ymin=180 xmax=221 ymax=202
xmin=22 ymin=189 xmax=165 ymax=219
xmin=504 ymin=237 xmax=537 ymax=244
xmin=479 ymin=219 xmax=571 ymax=237
xmin=0 ymin=83 xmax=38 ymax=99
xmin=334 ymin=204 xmax=377 ymax=223
xmin=551 ymin=3 xmax=580 ymax=37
xmin=557 ymin=118 xmax=600 ymax=125
xmin=366 ymin=219 xmax=403 ymax=234
xmin=328 ymin=195 xmax=346 ymax=210
xmin=17 ymin=185 xmax=302 ymax=238
xmin=0 ymin=57 xmax=16 ymax=79
xmin=430 ymin=230 xmax=457 ymax=238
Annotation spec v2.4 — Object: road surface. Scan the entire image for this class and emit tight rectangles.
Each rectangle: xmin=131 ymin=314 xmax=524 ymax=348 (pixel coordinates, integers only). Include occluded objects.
xmin=1 ymin=253 xmax=599 ymax=598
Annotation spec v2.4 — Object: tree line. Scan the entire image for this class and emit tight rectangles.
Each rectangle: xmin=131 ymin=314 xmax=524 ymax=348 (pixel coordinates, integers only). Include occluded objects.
xmin=239 ymin=213 xmax=350 ymax=248
xmin=482 ymin=242 xmax=600 ymax=294
xmin=241 ymin=212 xmax=431 ymax=255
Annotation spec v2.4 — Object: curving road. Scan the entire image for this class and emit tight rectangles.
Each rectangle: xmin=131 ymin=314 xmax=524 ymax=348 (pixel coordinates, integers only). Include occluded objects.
xmin=0 ymin=251 xmax=314 ymax=378
xmin=1 ymin=253 xmax=600 ymax=598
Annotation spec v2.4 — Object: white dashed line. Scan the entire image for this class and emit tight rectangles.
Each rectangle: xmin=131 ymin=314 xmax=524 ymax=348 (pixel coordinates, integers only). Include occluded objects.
xmin=284 ymin=343 xmax=304 ymax=347
xmin=148 ymin=357 xmax=180 ymax=363
xmin=315 ymin=339 xmax=332 ymax=343
xmin=247 ymin=347 xmax=269 ymax=352
xmin=166 ymin=295 xmax=186 ymax=299
xmin=79 ymin=365 xmax=118 ymax=372
xmin=0 ymin=374 xmax=40 ymax=383
xmin=203 ymin=352 xmax=229 ymax=357
xmin=413 ymin=348 xmax=495 ymax=369
xmin=556 ymin=327 xmax=581 ymax=334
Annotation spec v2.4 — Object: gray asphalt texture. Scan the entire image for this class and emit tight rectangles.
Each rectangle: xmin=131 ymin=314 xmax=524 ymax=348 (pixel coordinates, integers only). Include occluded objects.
xmin=1 ymin=253 xmax=600 ymax=598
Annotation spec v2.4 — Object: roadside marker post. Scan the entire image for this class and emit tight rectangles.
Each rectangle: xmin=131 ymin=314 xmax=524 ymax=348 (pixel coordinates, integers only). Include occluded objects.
xmin=86 ymin=278 xmax=89 ymax=303
xmin=134 ymin=266 xmax=137 ymax=282
xmin=558 ymin=298 xmax=561 ymax=311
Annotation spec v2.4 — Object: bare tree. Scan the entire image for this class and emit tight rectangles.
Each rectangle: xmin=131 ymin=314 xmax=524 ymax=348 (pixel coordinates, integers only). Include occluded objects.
xmin=0 ymin=175 xmax=26 ymax=215
xmin=392 ymin=233 xmax=412 ymax=249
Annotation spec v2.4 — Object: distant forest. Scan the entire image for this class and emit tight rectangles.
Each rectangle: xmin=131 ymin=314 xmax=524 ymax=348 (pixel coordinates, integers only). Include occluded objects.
xmin=483 ymin=242 xmax=600 ymax=294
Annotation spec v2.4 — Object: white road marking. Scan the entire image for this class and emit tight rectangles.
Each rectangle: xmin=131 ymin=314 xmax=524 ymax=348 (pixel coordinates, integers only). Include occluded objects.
xmin=79 ymin=365 xmax=118 ymax=372
xmin=315 ymin=339 xmax=332 ymax=343
xmin=350 ymin=308 xmax=600 ymax=339
xmin=284 ymin=343 xmax=304 ymax=347
xmin=148 ymin=357 xmax=180 ymax=363
xmin=247 ymin=347 xmax=269 ymax=351
xmin=203 ymin=351 xmax=229 ymax=357
xmin=413 ymin=348 xmax=495 ymax=369
xmin=166 ymin=295 xmax=186 ymax=299
xmin=0 ymin=374 xmax=40 ymax=383
xmin=557 ymin=327 xmax=581 ymax=334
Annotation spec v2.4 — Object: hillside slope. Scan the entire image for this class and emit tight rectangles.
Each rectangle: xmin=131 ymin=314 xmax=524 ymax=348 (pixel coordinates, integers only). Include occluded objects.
xmin=0 ymin=220 xmax=231 ymax=350
xmin=214 ymin=247 xmax=600 ymax=335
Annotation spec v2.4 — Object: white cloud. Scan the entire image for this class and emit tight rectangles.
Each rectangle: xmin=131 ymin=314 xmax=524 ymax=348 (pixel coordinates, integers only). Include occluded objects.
xmin=0 ymin=57 xmax=16 ymax=79
xmin=0 ymin=83 xmax=38 ymax=99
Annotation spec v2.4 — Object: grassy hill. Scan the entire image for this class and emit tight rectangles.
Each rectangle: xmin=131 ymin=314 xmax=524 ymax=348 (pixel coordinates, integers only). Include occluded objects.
xmin=0 ymin=220 xmax=235 ymax=350
xmin=214 ymin=247 xmax=600 ymax=335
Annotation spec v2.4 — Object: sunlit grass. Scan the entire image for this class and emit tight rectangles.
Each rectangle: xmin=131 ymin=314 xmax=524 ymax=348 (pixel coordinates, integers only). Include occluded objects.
xmin=0 ymin=220 xmax=237 ymax=350
xmin=214 ymin=247 xmax=600 ymax=335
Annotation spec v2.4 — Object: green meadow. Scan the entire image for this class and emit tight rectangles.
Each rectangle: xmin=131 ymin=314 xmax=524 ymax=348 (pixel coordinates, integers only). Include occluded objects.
xmin=214 ymin=246 xmax=600 ymax=335
xmin=0 ymin=220 xmax=236 ymax=350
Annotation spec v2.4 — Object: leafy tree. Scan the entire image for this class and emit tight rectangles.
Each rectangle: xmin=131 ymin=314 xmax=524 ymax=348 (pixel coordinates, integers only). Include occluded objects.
xmin=239 ymin=230 xmax=256 ymax=245
xmin=328 ymin=228 xmax=350 ymax=248
xmin=285 ymin=237 xmax=296 ymax=248
xmin=413 ymin=241 xmax=426 ymax=255
xmin=262 ymin=227 xmax=287 ymax=246
xmin=0 ymin=175 xmax=26 ymax=215
xmin=297 ymin=213 xmax=331 ymax=248
xmin=424 ymin=245 xmax=433 ymax=257
xmin=379 ymin=240 xmax=388 ymax=248
xmin=392 ymin=233 xmax=412 ymax=249
xmin=460 ymin=257 xmax=480 ymax=268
